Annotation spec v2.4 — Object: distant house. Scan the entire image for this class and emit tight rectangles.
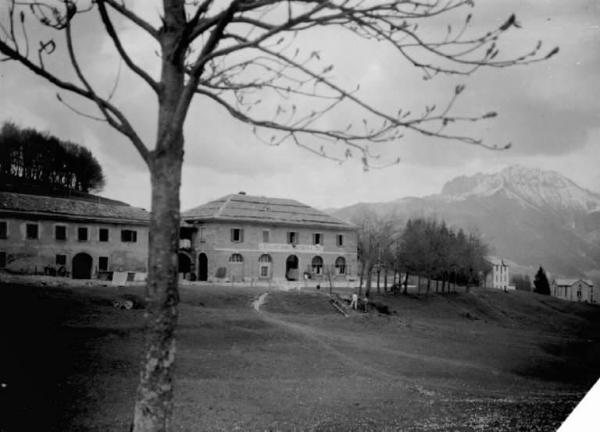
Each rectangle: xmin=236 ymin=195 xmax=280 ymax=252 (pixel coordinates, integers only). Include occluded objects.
xmin=180 ymin=192 xmax=358 ymax=283
xmin=0 ymin=191 xmax=150 ymax=279
xmin=551 ymin=279 xmax=596 ymax=304
xmin=485 ymin=257 xmax=513 ymax=291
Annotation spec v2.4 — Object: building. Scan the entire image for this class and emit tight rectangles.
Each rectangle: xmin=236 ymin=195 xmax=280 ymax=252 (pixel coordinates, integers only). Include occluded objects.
xmin=179 ymin=192 xmax=358 ymax=283
xmin=485 ymin=257 xmax=513 ymax=290
xmin=551 ymin=279 xmax=596 ymax=304
xmin=1 ymin=190 xmax=358 ymax=285
xmin=0 ymin=191 xmax=150 ymax=279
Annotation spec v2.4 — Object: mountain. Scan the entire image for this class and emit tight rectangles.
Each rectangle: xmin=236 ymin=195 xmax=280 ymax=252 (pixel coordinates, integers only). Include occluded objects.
xmin=330 ymin=166 xmax=600 ymax=282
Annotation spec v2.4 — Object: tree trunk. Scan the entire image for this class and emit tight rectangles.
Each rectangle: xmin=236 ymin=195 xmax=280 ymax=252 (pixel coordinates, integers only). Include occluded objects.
xmin=133 ymin=6 xmax=187 ymax=428
xmin=366 ymin=268 xmax=372 ymax=297
xmin=403 ymin=272 xmax=409 ymax=295
xmin=376 ymin=269 xmax=381 ymax=293
xmin=359 ymin=265 xmax=364 ymax=297
xmin=417 ymin=274 xmax=421 ymax=295
xmin=384 ymin=268 xmax=388 ymax=292
xmin=133 ymin=148 xmax=182 ymax=432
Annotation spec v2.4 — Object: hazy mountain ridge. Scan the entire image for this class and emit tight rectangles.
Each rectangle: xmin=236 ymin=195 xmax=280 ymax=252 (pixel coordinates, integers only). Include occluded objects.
xmin=330 ymin=166 xmax=600 ymax=281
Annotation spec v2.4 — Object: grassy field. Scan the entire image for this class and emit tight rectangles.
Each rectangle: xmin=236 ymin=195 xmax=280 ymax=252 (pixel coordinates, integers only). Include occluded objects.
xmin=0 ymin=281 xmax=599 ymax=431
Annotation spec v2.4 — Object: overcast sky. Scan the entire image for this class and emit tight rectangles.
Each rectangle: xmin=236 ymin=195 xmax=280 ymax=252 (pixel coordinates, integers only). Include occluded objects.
xmin=1 ymin=0 xmax=599 ymax=210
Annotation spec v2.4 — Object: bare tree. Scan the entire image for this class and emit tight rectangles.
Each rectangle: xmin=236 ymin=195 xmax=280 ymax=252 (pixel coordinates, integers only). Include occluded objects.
xmin=353 ymin=210 xmax=397 ymax=296
xmin=0 ymin=1 xmax=557 ymax=430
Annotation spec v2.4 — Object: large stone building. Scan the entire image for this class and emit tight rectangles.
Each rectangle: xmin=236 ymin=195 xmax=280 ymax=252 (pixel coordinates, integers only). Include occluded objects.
xmin=179 ymin=192 xmax=358 ymax=284
xmin=0 ymin=191 xmax=150 ymax=279
xmin=1 ymin=191 xmax=358 ymax=285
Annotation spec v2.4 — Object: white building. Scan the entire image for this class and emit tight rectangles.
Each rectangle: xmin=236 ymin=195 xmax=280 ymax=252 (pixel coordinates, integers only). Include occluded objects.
xmin=551 ymin=279 xmax=596 ymax=304
xmin=486 ymin=257 xmax=513 ymax=290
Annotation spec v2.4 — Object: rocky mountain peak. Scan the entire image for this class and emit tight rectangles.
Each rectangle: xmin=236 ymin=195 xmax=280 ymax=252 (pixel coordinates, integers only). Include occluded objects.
xmin=441 ymin=165 xmax=600 ymax=212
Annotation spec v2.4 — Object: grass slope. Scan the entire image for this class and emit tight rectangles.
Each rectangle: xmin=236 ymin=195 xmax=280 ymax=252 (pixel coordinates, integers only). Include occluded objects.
xmin=0 ymin=282 xmax=598 ymax=431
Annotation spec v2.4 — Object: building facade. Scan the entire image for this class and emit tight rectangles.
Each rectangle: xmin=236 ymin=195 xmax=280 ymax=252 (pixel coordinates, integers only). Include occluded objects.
xmin=485 ymin=257 xmax=513 ymax=290
xmin=0 ymin=191 xmax=150 ymax=279
xmin=179 ymin=193 xmax=358 ymax=283
xmin=551 ymin=279 xmax=596 ymax=304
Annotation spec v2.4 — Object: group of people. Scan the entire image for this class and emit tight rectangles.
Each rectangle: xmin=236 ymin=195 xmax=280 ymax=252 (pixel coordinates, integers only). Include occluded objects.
xmin=349 ymin=292 xmax=369 ymax=312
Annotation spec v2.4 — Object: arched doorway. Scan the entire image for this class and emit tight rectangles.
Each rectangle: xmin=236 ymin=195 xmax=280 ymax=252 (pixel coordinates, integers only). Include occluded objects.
xmin=286 ymin=255 xmax=299 ymax=281
xmin=72 ymin=253 xmax=92 ymax=279
xmin=178 ymin=253 xmax=192 ymax=275
xmin=198 ymin=253 xmax=208 ymax=281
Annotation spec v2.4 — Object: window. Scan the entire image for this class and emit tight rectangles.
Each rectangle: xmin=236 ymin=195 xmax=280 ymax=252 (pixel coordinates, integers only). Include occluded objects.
xmin=55 ymin=225 xmax=67 ymax=241
xmin=78 ymin=227 xmax=88 ymax=242
xmin=121 ymin=229 xmax=138 ymax=243
xmin=335 ymin=257 xmax=346 ymax=275
xmin=336 ymin=234 xmax=344 ymax=247
xmin=26 ymin=223 xmax=38 ymax=239
xmin=287 ymin=231 xmax=298 ymax=245
xmin=311 ymin=256 xmax=323 ymax=275
xmin=313 ymin=233 xmax=322 ymax=245
xmin=55 ymin=254 xmax=66 ymax=266
xmin=258 ymin=254 xmax=272 ymax=278
xmin=0 ymin=221 xmax=7 ymax=239
xmin=262 ymin=230 xmax=270 ymax=243
xmin=230 ymin=228 xmax=244 ymax=243
xmin=99 ymin=256 xmax=109 ymax=271
xmin=0 ymin=251 xmax=6 ymax=268
xmin=99 ymin=228 xmax=109 ymax=242
xmin=229 ymin=253 xmax=244 ymax=263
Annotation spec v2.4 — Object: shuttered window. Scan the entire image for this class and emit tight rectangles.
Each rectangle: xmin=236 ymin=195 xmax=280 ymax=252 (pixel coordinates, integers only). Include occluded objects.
xmin=230 ymin=228 xmax=244 ymax=243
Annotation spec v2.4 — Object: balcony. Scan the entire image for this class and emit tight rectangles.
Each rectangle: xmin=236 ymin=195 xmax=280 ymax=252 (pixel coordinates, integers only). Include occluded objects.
xmin=179 ymin=239 xmax=192 ymax=249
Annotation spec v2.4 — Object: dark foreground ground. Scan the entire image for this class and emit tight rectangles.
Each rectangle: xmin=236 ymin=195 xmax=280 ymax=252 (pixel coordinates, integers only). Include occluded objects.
xmin=0 ymin=281 xmax=599 ymax=431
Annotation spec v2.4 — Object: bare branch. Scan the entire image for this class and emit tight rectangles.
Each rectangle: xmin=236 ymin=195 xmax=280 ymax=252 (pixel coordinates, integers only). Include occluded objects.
xmin=97 ymin=0 xmax=160 ymax=94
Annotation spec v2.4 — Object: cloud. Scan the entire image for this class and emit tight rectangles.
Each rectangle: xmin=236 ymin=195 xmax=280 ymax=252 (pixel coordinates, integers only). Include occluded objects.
xmin=1 ymin=0 xmax=598 ymax=211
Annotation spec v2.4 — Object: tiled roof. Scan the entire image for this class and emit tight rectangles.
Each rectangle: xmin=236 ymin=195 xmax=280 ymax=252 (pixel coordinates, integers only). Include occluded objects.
xmin=487 ymin=256 xmax=508 ymax=266
xmin=554 ymin=278 xmax=594 ymax=287
xmin=182 ymin=193 xmax=355 ymax=229
xmin=0 ymin=191 xmax=150 ymax=224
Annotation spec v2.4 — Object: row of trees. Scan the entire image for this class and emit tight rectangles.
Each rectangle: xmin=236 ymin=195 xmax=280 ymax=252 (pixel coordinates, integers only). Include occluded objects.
xmin=356 ymin=214 xmax=491 ymax=296
xmin=0 ymin=122 xmax=105 ymax=193
xmin=511 ymin=267 xmax=551 ymax=294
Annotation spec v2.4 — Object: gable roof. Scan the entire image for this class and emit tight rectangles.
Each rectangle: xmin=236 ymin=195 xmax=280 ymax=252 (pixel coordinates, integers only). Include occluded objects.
xmin=487 ymin=256 xmax=508 ymax=266
xmin=554 ymin=278 xmax=594 ymax=287
xmin=182 ymin=193 xmax=355 ymax=230
xmin=0 ymin=191 xmax=150 ymax=225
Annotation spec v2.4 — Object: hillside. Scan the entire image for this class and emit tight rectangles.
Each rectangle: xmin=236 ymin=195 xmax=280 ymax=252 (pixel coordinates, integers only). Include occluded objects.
xmin=330 ymin=166 xmax=600 ymax=282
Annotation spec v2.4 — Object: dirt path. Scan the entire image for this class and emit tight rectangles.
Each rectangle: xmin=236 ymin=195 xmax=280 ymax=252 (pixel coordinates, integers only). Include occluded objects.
xmin=252 ymin=292 xmax=508 ymax=382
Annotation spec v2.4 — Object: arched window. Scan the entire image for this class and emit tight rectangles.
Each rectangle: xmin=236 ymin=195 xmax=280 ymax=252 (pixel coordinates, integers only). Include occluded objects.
xmin=311 ymin=256 xmax=323 ymax=275
xmin=335 ymin=257 xmax=346 ymax=275
xmin=258 ymin=254 xmax=272 ymax=263
xmin=258 ymin=254 xmax=272 ymax=278
xmin=229 ymin=253 xmax=244 ymax=263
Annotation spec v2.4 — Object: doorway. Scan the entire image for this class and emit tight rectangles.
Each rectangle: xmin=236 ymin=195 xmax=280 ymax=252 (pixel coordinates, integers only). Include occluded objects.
xmin=178 ymin=252 xmax=192 ymax=275
xmin=72 ymin=253 xmax=92 ymax=279
xmin=286 ymin=255 xmax=299 ymax=281
xmin=198 ymin=253 xmax=208 ymax=281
